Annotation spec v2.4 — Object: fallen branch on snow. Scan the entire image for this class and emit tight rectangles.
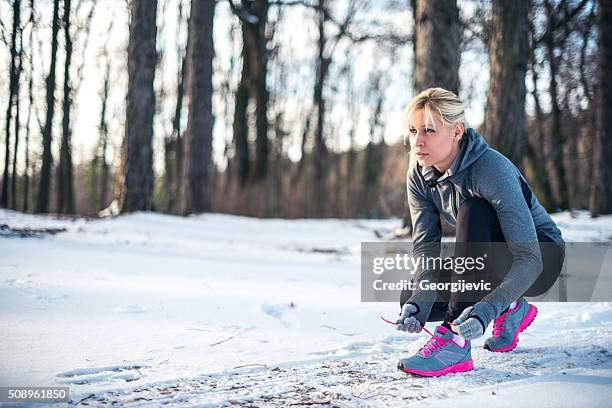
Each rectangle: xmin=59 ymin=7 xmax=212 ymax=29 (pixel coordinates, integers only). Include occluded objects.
xmin=209 ymin=336 xmax=234 ymax=346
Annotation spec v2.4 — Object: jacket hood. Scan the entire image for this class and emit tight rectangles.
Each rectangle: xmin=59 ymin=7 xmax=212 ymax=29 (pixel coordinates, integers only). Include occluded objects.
xmin=420 ymin=128 xmax=489 ymax=184
xmin=455 ymin=128 xmax=490 ymax=173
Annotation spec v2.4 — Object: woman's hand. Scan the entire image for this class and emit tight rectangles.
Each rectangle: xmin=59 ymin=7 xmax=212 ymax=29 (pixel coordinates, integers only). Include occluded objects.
xmin=396 ymin=303 xmax=422 ymax=333
xmin=451 ymin=306 xmax=486 ymax=340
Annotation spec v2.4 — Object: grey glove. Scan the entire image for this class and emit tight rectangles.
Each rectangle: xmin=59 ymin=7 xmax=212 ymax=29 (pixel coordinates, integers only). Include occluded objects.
xmin=451 ymin=306 xmax=486 ymax=340
xmin=396 ymin=303 xmax=422 ymax=333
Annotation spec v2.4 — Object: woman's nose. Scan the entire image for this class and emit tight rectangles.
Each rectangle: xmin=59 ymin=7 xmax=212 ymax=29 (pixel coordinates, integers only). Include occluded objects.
xmin=414 ymin=133 xmax=425 ymax=147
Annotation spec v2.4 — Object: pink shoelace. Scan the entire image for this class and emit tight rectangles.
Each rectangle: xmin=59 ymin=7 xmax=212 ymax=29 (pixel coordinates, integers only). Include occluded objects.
xmin=416 ymin=335 xmax=449 ymax=357
xmin=380 ymin=315 xmax=434 ymax=336
xmin=379 ymin=316 xmax=448 ymax=356
xmin=492 ymin=301 xmax=521 ymax=338
xmin=492 ymin=314 xmax=507 ymax=337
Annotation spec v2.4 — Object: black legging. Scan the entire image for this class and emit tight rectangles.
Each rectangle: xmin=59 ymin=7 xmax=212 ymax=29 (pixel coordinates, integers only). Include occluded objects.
xmin=399 ymin=197 xmax=565 ymax=324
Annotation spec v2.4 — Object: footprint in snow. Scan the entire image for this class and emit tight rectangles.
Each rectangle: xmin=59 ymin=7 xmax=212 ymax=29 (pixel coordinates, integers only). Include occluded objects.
xmin=56 ymin=364 xmax=147 ymax=385
xmin=255 ymin=302 xmax=300 ymax=328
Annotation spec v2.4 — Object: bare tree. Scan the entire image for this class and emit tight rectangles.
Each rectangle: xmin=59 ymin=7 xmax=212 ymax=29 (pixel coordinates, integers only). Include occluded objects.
xmin=309 ymin=0 xmax=365 ymax=217
xmin=23 ymin=0 xmax=35 ymax=212
xmin=164 ymin=1 xmax=188 ymax=214
xmin=312 ymin=0 xmax=331 ymax=216
xmin=232 ymin=71 xmax=250 ymax=184
xmin=228 ymin=0 xmax=271 ymax=183
xmin=90 ymin=17 xmax=114 ymax=213
xmin=525 ymin=12 xmax=557 ymax=211
xmin=10 ymin=4 xmax=24 ymax=210
xmin=482 ymin=0 xmax=530 ymax=166
xmin=250 ymin=0 xmax=270 ymax=181
xmin=2 ymin=0 xmax=22 ymax=208
xmin=181 ymin=0 xmax=215 ymax=214
xmin=57 ymin=0 xmax=75 ymax=214
xmin=543 ymin=0 xmax=569 ymax=209
xmin=343 ymin=55 xmax=357 ymax=218
xmin=96 ymin=59 xmax=111 ymax=211
xmin=590 ymin=0 xmax=612 ymax=215
xmin=36 ymin=0 xmax=61 ymax=213
xmin=579 ymin=5 xmax=597 ymax=204
xmin=121 ymin=0 xmax=158 ymax=212
xmin=542 ymin=0 xmax=590 ymax=210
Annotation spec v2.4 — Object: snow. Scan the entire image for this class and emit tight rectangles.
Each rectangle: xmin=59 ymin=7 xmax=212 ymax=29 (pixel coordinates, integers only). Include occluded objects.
xmin=0 ymin=209 xmax=611 ymax=406
xmin=417 ymin=363 xmax=612 ymax=408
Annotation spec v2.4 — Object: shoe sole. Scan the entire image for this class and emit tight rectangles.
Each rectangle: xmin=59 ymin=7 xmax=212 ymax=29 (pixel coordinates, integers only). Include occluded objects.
xmin=397 ymin=359 xmax=474 ymax=377
xmin=484 ymin=304 xmax=538 ymax=353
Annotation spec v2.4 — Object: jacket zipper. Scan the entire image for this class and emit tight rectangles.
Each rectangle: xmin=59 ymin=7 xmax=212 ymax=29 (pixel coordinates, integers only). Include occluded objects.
xmin=449 ymin=181 xmax=458 ymax=217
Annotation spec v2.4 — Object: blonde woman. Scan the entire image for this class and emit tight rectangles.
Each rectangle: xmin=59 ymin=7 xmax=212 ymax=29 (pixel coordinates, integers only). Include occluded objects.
xmin=395 ymin=88 xmax=565 ymax=377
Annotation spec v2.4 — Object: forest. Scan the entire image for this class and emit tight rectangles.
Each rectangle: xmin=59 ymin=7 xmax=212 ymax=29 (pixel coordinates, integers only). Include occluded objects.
xmin=0 ymin=0 xmax=609 ymax=231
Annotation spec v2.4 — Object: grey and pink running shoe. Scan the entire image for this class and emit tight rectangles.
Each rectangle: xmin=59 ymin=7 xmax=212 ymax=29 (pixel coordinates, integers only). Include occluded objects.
xmin=484 ymin=297 xmax=538 ymax=352
xmin=397 ymin=325 xmax=473 ymax=377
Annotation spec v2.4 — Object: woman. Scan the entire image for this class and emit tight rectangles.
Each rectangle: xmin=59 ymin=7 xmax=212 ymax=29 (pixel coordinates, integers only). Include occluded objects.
xmin=395 ymin=88 xmax=565 ymax=377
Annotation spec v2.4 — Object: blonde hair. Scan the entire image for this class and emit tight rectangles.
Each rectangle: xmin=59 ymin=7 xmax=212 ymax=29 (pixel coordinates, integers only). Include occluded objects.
xmin=402 ymin=88 xmax=466 ymax=144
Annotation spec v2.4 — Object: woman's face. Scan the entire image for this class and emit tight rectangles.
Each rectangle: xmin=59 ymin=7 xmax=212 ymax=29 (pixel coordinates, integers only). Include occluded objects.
xmin=406 ymin=109 xmax=464 ymax=172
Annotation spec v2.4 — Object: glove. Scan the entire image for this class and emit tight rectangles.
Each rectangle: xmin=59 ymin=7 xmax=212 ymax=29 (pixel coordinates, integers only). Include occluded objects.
xmin=451 ymin=306 xmax=485 ymax=340
xmin=395 ymin=303 xmax=422 ymax=333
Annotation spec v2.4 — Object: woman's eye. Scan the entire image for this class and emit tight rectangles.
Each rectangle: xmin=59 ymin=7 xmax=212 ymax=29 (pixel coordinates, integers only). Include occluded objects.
xmin=409 ymin=128 xmax=417 ymax=134
xmin=425 ymin=128 xmax=435 ymax=133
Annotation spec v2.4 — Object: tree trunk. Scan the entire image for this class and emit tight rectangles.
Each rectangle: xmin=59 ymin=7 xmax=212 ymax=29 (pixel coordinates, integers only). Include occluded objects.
xmin=11 ymin=20 xmax=24 ymax=210
xmin=230 ymin=0 xmax=270 ymax=184
xmin=23 ymin=0 xmax=34 ymax=212
xmin=544 ymin=0 xmax=570 ymax=210
xmin=182 ymin=0 xmax=215 ymax=214
xmin=98 ymin=60 xmax=110 ymax=211
xmin=483 ymin=0 xmax=530 ymax=167
xmin=166 ymin=27 xmax=188 ymax=214
xmin=314 ymin=0 xmax=330 ymax=217
xmin=580 ymin=11 xmax=596 ymax=193
xmin=2 ymin=0 xmax=21 ymax=208
xmin=121 ymin=0 xmax=157 ymax=213
xmin=528 ymin=34 xmax=557 ymax=211
xmin=233 ymin=79 xmax=250 ymax=184
xmin=36 ymin=0 xmax=60 ymax=213
xmin=413 ymin=0 xmax=460 ymax=93
xmin=57 ymin=0 xmax=75 ymax=214
xmin=251 ymin=0 xmax=269 ymax=181
xmin=590 ymin=0 xmax=612 ymax=215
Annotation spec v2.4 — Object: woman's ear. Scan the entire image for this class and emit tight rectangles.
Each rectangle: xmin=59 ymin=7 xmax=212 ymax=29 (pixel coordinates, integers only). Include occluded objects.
xmin=454 ymin=123 xmax=465 ymax=141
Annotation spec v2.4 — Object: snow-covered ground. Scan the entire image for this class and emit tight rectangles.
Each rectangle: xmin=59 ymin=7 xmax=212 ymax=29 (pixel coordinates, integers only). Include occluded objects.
xmin=0 ymin=209 xmax=611 ymax=407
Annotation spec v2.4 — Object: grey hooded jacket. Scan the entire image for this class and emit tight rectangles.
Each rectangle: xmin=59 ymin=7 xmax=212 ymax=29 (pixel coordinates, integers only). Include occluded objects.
xmin=404 ymin=128 xmax=565 ymax=329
